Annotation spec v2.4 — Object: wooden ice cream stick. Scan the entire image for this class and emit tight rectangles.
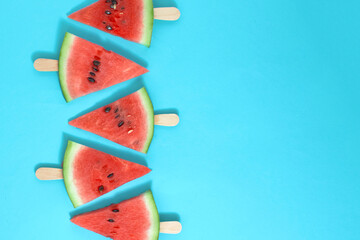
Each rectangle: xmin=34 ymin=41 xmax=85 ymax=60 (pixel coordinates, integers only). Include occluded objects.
xmin=34 ymin=59 xmax=58 ymax=71
xmin=35 ymin=168 xmax=181 ymax=234
xmin=36 ymin=167 xmax=63 ymax=180
xmin=154 ymin=7 xmax=180 ymax=21
xmin=155 ymin=114 xmax=179 ymax=126
xmin=160 ymin=221 xmax=182 ymax=234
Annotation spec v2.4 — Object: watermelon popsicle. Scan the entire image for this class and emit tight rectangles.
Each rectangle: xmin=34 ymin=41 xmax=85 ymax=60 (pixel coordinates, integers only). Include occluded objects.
xmin=68 ymin=87 xmax=179 ymax=154
xmin=71 ymin=191 xmax=182 ymax=239
xmin=68 ymin=0 xmax=180 ymax=47
xmin=35 ymin=141 xmax=152 ymax=207
xmin=33 ymin=33 xmax=149 ymax=102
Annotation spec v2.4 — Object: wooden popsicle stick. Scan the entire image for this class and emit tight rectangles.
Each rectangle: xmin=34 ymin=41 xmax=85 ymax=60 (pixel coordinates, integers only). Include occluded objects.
xmin=34 ymin=58 xmax=58 ymax=72
xmin=154 ymin=114 xmax=179 ymax=127
xmin=160 ymin=221 xmax=182 ymax=234
xmin=36 ymin=168 xmax=63 ymax=180
xmin=154 ymin=7 xmax=181 ymax=21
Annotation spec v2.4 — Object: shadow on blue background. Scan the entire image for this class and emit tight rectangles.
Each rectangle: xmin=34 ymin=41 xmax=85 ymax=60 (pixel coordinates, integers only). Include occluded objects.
xmin=67 ymin=0 xmax=97 ymax=16
xmin=159 ymin=212 xmax=180 ymax=222
xmin=154 ymin=108 xmax=179 ymax=115
xmin=153 ymin=0 xmax=177 ymax=8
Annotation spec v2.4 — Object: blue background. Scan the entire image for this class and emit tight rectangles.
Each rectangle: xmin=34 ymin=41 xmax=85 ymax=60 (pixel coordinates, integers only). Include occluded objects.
xmin=1 ymin=0 xmax=360 ymax=239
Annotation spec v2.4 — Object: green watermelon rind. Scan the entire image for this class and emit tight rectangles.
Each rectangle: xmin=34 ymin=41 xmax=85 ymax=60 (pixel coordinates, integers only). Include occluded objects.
xmin=140 ymin=0 xmax=154 ymax=47
xmin=143 ymin=190 xmax=160 ymax=240
xmin=138 ymin=87 xmax=154 ymax=153
xmin=63 ymin=140 xmax=84 ymax=208
xmin=58 ymin=32 xmax=75 ymax=102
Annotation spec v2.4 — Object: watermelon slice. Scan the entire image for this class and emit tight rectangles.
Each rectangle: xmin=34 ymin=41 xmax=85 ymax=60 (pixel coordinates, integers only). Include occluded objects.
xmin=68 ymin=0 xmax=154 ymax=47
xmin=71 ymin=190 xmax=160 ymax=240
xmin=69 ymin=87 xmax=154 ymax=153
xmin=63 ymin=141 xmax=151 ymax=207
xmin=59 ymin=33 xmax=148 ymax=102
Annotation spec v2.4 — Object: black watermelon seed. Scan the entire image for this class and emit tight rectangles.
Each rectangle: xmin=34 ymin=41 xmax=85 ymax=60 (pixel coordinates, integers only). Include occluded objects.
xmin=105 ymin=10 xmax=111 ymax=15
xmin=98 ymin=185 xmax=104 ymax=192
xmin=112 ymin=209 xmax=119 ymax=212
xmin=92 ymin=67 xmax=99 ymax=72
xmin=121 ymin=7 xmax=125 ymax=10
xmin=115 ymin=114 xmax=120 ymax=119
xmin=118 ymin=121 xmax=124 ymax=127
xmin=108 ymin=219 xmax=115 ymax=222
xmin=105 ymin=107 xmax=111 ymax=113
xmin=112 ymin=0 xmax=118 ymax=4
xmin=88 ymin=77 xmax=96 ymax=83
xmin=90 ymin=72 xmax=95 ymax=76
xmin=107 ymin=173 xmax=114 ymax=178
xmin=114 ymin=108 xmax=119 ymax=113
xmin=93 ymin=60 xmax=100 ymax=66
xmin=102 ymin=21 xmax=106 ymax=24
xmin=106 ymin=25 xmax=113 ymax=30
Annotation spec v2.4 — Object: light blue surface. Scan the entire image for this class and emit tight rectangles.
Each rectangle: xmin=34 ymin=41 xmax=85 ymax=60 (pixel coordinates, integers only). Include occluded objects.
xmin=1 ymin=0 xmax=360 ymax=239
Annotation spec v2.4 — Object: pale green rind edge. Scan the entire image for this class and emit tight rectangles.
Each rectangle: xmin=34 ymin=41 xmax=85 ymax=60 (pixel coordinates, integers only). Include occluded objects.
xmin=138 ymin=87 xmax=154 ymax=153
xmin=58 ymin=32 xmax=75 ymax=102
xmin=140 ymin=0 xmax=154 ymax=47
xmin=62 ymin=140 xmax=84 ymax=208
xmin=143 ymin=190 xmax=160 ymax=240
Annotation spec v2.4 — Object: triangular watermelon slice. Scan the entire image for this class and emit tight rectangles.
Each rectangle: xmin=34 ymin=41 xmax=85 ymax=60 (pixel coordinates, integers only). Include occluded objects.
xmin=63 ymin=141 xmax=151 ymax=207
xmin=59 ymin=33 xmax=148 ymax=102
xmin=69 ymin=87 xmax=154 ymax=153
xmin=68 ymin=0 xmax=154 ymax=47
xmin=71 ymin=190 xmax=160 ymax=240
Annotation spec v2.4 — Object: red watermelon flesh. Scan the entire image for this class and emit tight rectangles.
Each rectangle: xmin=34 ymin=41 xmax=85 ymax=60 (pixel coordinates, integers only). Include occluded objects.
xmin=63 ymin=141 xmax=151 ymax=208
xmin=71 ymin=190 xmax=160 ymax=240
xmin=69 ymin=88 xmax=154 ymax=153
xmin=59 ymin=33 xmax=148 ymax=102
xmin=68 ymin=0 xmax=154 ymax=47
